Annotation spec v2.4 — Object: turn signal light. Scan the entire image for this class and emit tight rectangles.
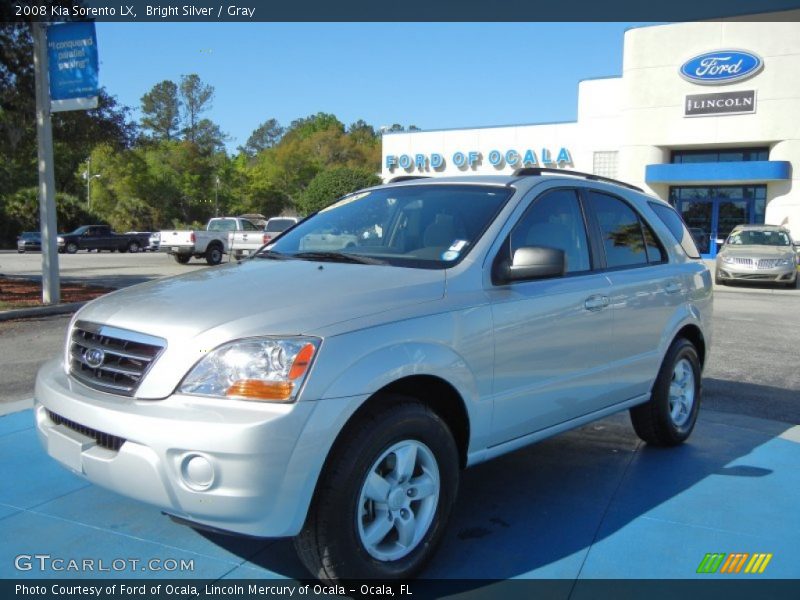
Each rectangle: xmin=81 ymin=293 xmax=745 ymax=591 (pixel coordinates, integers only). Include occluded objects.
xmin=289 ymin=343 xmax=315 ymax=380
xmin=226 ymin=380 xmax=294 ymax=401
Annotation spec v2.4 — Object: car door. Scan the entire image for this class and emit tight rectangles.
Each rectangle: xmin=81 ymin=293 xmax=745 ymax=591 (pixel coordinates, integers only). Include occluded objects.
xmin=583 ymin=190 xmax=684 ymax=403
xmin=487 ymin=187 xmax=616 ymax=445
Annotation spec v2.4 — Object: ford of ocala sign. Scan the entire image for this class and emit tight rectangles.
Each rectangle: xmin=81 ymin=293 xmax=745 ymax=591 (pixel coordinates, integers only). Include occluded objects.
xmin=679 ymin=50 xmax=763 ymax=85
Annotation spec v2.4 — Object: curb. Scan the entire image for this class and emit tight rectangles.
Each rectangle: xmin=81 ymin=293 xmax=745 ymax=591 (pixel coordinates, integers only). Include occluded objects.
xmin=0 ymin=301 xmax=86 ymax=322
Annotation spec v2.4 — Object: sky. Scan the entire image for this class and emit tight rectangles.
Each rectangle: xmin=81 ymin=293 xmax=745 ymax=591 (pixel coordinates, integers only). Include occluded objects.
xmin=95 ymin=22 xmax=655 ymax=151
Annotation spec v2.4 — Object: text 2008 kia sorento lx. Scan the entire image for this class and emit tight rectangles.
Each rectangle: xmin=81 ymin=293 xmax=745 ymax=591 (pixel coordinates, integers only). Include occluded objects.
xmin=36 ymin=170 xmax=711 ymax=581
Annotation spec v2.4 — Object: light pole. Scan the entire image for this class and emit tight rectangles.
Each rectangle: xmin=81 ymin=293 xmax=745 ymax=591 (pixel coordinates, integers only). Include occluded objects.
xmin=84 ymin=156 xmax=101 ymax=210
xmin=214 ymin=175 xmax=220 ymax=217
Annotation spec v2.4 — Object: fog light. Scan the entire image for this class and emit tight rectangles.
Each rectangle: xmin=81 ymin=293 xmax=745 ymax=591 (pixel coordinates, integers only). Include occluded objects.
xmin=180 ymin=454 xmax=215 ymax=491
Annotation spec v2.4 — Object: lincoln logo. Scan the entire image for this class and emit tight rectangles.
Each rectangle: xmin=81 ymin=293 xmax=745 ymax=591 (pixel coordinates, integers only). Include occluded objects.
xmin=84 ymin=348 xmax=105 ymax=368
xmin=680 ymin=50 xmax=763 ymax=85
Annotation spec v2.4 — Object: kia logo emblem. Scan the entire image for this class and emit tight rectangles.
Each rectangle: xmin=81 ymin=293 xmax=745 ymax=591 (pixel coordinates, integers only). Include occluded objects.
xmin=84 ymin=348 xmax=105 ymax=368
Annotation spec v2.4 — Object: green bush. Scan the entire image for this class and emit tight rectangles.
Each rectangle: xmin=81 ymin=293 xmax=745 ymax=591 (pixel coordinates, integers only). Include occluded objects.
xmin=298 ymin=167 xmax=381 ymax=215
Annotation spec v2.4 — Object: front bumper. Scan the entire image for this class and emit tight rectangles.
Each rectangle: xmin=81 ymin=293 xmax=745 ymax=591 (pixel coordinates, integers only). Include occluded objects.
xmin=34 ymin=358 xmax=328 ymax=537
xmin=716 ymin=262 xmax=796 ymax=283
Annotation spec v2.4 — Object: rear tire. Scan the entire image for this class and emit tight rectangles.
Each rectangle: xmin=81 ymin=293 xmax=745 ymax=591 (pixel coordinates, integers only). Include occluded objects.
xmin=205 ymin=244 xmax=223 ymax=265
xmin=173 ymin=254 xmax=191 ymax=265
xmin=630 ymin=337 xmax=701 ymax=446
xmin=294 ymin=399 xmax=459 ymax=582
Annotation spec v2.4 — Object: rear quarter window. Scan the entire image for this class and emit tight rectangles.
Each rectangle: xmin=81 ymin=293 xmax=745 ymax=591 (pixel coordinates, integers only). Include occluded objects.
xmin=648 ymin=202 xmax=701 ymax=259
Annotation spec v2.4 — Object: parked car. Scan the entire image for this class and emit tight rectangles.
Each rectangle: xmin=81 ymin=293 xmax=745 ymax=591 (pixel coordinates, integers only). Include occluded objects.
xmin=17 ymin=231 xmax=42 ymax=253
xmin=148 ymin=231 xmax=160 ymax=252
xmin=159 ymin=217 xmax=256 ymax=265
xmin=228 ymin=216 xmax=301 ymax=260
xmin=715 ymin=224 xmax=798 ymax=288
xmin=57 ymin=225 xmax=150 ymax=254
xmin=263 ymin=216 xmax=299 ymax=243
xmin=35 ymin=170 xmax=711 ymax=581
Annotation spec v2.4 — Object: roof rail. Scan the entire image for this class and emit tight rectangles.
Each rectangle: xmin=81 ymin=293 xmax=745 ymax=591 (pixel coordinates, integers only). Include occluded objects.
xmin=388 ymin=175 xmax=431 ymax=183
xmin=512 ymin=167 xmax=643 ymax=192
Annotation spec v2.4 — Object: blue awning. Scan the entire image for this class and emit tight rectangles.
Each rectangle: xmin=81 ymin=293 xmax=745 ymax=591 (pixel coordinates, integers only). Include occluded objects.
xmin=645 ymin=161 xmax=791 ymax=184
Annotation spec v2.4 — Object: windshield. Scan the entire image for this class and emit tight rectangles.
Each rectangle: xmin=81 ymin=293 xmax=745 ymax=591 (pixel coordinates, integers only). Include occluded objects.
xmin=21 ymin=232 xmax=39 ymax=240
xmin=266 ymin=218 xmax=296 ymax=232
xmin=726 ymin=230 xmax=791 ymax=247
xmin=207 ymin=219 xmax=239 ymax=232
xmin=264 ymin=184 xmax=513 ymax=268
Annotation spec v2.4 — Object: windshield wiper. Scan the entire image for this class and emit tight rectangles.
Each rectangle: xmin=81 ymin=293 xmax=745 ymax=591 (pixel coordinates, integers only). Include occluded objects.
xmin=293 ymin=251 xmax=385 ymax=265
xmin=254 ymin=249 xmax=293 ymax=260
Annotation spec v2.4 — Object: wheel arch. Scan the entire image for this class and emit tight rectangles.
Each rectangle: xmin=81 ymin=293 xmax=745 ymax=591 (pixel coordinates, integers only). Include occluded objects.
xmin=673 ymin=323 xmax=706 ymax=368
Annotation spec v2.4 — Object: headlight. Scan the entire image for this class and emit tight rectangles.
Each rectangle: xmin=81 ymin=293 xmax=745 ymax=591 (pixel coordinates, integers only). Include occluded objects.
xmin=57 ymin=236 xmax=64 ymax=243
xmin=720 ymin=255 xmax=734 ymax=264
xmin=178 ymin=337 xmax=320 ymax=403
xmin=777 ymin=258 xmax=793 ymax=266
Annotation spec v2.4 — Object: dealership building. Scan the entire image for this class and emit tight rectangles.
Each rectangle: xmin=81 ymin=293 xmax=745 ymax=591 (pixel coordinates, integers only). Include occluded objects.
xmin=381 ymin=14 xmax=800 ymax=257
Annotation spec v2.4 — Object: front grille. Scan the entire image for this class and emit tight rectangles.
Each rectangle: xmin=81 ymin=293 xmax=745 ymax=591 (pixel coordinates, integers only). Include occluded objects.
xmin=47 ymin=410 xmax=126 ymax=451
xmin=732 ymin=257 xmax=753 ymax=266
xmin=757 ymin=259 xmax=781 ymax=269
xmin=69 ymin=321 xmax=165 ymax=396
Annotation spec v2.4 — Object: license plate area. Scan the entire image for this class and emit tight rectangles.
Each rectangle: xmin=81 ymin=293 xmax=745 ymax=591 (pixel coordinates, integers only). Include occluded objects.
xmin=48 ymin=424 xmax=96 ymax=473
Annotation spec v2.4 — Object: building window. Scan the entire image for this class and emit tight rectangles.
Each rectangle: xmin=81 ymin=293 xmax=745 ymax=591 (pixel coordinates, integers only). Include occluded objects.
xmin=671 ymin=147 xmax=769 ymax=164
xmin=669 ymin=185 xmax=767 ymax=203
xmin=593 ymin=151 xmax=618 ymax=179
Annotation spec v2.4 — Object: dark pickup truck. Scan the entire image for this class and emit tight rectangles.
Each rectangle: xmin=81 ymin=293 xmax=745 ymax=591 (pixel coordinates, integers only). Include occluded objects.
xmin=57 ymin=225 xmax=151 ymax=254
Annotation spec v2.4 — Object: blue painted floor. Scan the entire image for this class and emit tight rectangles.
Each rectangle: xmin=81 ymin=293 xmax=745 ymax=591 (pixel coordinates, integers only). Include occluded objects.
xmin=1 ymin=408 xmax=798 ymax=580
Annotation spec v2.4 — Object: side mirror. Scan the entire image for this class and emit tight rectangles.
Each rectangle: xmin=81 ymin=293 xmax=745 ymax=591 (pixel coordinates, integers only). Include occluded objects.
xmin=499 ymin=246 xmax=566 ymax=282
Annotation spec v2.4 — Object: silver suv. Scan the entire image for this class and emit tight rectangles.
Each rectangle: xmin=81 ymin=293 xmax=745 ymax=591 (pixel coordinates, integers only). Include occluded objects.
xmin=35 ymin=170 xmax=712 ymax=581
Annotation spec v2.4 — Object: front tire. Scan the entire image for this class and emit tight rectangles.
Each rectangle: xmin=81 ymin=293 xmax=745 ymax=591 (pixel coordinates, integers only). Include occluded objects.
xmin=294 ymin=399 xmax=459 ymax=582
xmin=65 ymin=242 xmax=78 ymax=254
xmin=630 ymin=337 xmax=701 ymax=446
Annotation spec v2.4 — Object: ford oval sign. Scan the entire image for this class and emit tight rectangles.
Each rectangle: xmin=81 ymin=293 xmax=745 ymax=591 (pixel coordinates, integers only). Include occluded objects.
xmin=680 ymin=50 xmax=763 ymax=85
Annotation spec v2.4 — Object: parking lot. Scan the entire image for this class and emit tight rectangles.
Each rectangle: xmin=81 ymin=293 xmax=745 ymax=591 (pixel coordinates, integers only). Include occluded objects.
xmin=0 ymin=251 xmax=798 ymax=583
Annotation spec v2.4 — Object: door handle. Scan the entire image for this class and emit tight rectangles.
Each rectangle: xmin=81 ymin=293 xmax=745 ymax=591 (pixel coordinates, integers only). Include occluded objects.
xmin=664 ymin=281 xmax=683 ymax=295
xmin=584 ymin=295 xmax=610 ymax=311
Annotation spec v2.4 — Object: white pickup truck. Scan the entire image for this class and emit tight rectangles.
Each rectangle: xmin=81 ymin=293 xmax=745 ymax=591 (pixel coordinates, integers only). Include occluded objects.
xmin=160 ymin=217 xmax=259 ymax=265
xmin=228 ymin=216 xmax=299 ymax=260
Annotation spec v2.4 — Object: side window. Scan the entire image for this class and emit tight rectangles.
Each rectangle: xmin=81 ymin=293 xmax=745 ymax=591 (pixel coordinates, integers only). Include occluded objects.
xmin=642 ymin=220 xmax=667 ymax=264
xmin=588 ymin=191 xmax=648 ymax=269
xmin=510 ymin=189 xmax=591 ymax=274
xmin=242 ymin=220 xmax=257 ymax=231
xmin=648 ymin=202 xmax=702 ymax=259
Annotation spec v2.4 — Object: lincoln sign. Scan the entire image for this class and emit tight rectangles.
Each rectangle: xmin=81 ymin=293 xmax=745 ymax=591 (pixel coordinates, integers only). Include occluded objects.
xmin=684 ymin=90 xmax=756 ymax=117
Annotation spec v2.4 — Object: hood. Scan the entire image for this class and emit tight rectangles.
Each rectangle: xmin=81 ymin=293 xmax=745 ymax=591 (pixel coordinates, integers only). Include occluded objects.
xmin=78 ymin=259 xmax=446 ymax=339
xmin=75 ymin=259 xmax=446 ymax=398
xmin=719 ymin=245 xmax=795 ymax=259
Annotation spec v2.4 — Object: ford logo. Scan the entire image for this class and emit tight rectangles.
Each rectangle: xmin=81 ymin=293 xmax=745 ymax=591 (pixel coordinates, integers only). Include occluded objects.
xmin=680 ymin=50 xmax=763 ymax=85
xmin=84 ymin=348 xmax=105 ymax=369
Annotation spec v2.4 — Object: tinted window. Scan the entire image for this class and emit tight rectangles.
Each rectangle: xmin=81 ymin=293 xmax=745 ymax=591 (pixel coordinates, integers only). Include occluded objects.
xmin=649 ymin=202 xmax=701 ymax=258
xmin=266 ymin=219 xmax=296 ymax=232
xmin=242 ymin=220 xmax=258 ymax=231
xmin=642 ymin=220 xmax=667 ymax=263
xmin=589 ymin=192 xmax=647 ymax=268
xmin=510 ymin=189 xmax=591 ymax=274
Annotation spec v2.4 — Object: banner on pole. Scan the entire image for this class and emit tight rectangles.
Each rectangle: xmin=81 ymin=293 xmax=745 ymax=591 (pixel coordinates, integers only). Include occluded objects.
xmin=47 ymin=21 xmax=99 ymax=113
